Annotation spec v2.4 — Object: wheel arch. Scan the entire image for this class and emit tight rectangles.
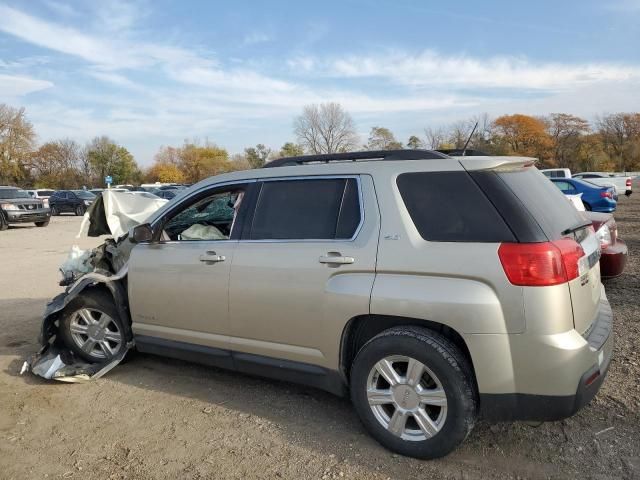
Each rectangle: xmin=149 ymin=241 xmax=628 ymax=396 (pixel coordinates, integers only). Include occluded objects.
xmin=339 ymin=314 xmax=477 ymax=391
xmin=40 ymin=272 xmax=132 ymax=347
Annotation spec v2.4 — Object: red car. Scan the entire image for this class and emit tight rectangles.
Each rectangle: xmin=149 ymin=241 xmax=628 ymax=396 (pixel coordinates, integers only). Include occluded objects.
xmin=585 ymin=212 xmax=628 ymax=278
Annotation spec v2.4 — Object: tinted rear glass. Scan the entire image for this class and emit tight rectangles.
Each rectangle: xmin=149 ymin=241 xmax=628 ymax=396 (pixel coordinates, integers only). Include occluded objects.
xmin=250 ymin=178 xmax=361 ymax=240
xmin=396 ymin=172 xmax=515 ymax=242
xmin=73 ymin=190 xmax=96 ymax=199
xmin=495 ymin=168 xmax=586 ymax=240
xmin=37 ymin=190 xmax=54 ymax=196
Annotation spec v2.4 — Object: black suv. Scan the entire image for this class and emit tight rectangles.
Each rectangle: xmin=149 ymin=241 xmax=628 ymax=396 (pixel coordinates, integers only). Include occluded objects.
xmin=49 ymin=190 xmax=96 ymax=216
xmin=0 ymin=186 xmax=51 ymax=230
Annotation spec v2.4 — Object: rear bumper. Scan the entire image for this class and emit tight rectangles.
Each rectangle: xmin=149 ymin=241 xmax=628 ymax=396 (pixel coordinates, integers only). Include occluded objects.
xmin=5 ymin=209 xmax=50 ymax=223
xmin=479 ymin=294 xmax=613 ymax=422
xmin=601 ymin=239 xmax=628 ymax=278
xmin=592 ymin=204 xmax=616 ymax=213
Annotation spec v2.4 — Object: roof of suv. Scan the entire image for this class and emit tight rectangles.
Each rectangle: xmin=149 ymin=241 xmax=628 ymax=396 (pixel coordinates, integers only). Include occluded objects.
xmin=178 ymin=150 xmax=538 ymax=194
xmin=264 ymin=149 xmax=448 ymax=168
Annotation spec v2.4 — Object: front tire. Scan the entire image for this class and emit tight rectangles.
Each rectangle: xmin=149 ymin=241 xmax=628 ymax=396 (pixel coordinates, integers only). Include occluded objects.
xmin=0 ymin=213 xmax=8 ymax=231
xmin=50 ymin=205 xmax=59 ymax=216
xmin=59 ymin=290 xmax=127 ymax=363
xmin=75 ymin=205 xmax=85 ymax=216
xmin=350 ymin=327 xmax=477 ymax=459
xmin=35 ymin=219 xmax=50 ymax=227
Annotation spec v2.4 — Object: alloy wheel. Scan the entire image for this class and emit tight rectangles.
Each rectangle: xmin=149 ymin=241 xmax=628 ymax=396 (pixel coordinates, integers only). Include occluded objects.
xmin=366 ymin=355 xmax=448 ymax=441
xmin=69 ymin=308 xmax=122 ymax=359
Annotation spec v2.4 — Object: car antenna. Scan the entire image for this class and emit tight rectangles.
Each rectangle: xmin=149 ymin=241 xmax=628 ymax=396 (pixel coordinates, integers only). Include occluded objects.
xmin=461 ymin=122 xmax=478 ymax=156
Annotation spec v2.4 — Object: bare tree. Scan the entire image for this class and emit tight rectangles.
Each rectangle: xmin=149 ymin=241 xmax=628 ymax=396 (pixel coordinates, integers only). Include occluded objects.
xmin=544 ymin=113 xmax=590 ymax=168
xmin=596 ymin=113 xmax=640 ymax=171
xmin=424 ymin=127 xmax=446 ymax=149
xmin=294 ymin=103 xmax=359 ymax=154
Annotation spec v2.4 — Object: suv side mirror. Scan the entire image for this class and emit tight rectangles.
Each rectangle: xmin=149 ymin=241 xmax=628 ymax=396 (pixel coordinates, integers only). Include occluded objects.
xmin=131 ymin=223 xmax=154 ymax=243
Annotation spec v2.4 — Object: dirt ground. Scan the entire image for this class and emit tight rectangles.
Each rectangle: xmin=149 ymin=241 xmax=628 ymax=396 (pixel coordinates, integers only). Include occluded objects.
xmin=1 ymin=191 xmax=639 ymax=480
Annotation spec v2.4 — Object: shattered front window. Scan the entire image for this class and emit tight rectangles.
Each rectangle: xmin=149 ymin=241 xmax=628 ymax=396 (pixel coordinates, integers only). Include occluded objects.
xmin=163 ymin=190 xmax=242 ymax=241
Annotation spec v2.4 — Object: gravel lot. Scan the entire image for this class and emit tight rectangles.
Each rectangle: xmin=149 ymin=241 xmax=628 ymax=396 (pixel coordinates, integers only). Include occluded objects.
xmin=1 ymin=191 xmax=639 ymax=480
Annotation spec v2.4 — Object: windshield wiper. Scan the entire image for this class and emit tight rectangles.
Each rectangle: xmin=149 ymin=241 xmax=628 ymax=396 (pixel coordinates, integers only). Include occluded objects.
xmin=561 ymin=220 xmax=592 ymax=236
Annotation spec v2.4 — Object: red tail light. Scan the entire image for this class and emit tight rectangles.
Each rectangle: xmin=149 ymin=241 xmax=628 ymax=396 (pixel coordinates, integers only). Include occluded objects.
xmin=626 ymin=178 xmax=632 ymax=187
xmin=498 ymin=239 xmax=585 ymax=286
xmin=600 ymin=191 xmax=612 ymax=198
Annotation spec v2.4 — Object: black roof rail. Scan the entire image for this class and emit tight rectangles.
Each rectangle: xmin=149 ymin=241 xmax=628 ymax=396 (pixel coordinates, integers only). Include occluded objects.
xmin=264 ymin=149 xmax=450 ymax=168
xmin=436 ymin=148 xmax=489 ymax=156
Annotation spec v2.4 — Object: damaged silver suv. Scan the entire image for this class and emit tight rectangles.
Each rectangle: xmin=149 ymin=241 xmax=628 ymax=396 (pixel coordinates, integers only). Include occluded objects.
xmin=28 ymin=150 xmax=613 ymax=459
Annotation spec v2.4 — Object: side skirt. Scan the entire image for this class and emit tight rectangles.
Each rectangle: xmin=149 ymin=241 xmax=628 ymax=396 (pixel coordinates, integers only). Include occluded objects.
xmin=135 ymin=335 xmax=347 ymax=397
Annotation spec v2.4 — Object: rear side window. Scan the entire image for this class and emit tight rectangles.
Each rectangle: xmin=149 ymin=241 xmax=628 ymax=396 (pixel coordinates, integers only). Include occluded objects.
xmin=396 ymin=172 xmax=515 ymax=242
xmin=552 ymin=180 xmax=576 ymax=193
xmin=250 ymin=178 xmax=361 ymax=240
xmin=493 ymin=168 xmax=586 ymax=240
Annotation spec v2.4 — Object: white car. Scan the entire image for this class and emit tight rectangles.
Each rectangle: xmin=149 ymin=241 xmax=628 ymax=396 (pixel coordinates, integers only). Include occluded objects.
xmin=540 ymin=168 xmax=571 ymax=179
xmin=26 ymin=189 xmax=55 ymax=207
xmin=572 ymin=172 xmax=632 ymax=197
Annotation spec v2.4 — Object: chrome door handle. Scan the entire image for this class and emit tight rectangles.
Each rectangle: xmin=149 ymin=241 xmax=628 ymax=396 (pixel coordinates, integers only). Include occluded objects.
xmin=318 ymin=254 xmax=355 ymax=265
xmin=199 ymin=251 xmax=226 ymax=263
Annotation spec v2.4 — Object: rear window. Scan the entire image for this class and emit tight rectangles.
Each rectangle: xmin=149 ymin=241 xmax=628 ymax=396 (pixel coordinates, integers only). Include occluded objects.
xmin=73 ymin=190 xmax=96 ymax=199
xmin=494 ymin=168 xmax=586 ymax=240
xmin=396 ymin=172 xmax=515 ymax=242
xmin=37 ymin=190 xmax=54 ymax=196
xmin=250 ymin=178 xmax=361 ymax=240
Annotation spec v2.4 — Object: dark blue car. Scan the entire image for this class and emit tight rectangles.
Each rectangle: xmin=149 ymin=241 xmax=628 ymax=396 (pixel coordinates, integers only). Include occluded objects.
xmin=550 ymin=178 xmax=617 ymax=212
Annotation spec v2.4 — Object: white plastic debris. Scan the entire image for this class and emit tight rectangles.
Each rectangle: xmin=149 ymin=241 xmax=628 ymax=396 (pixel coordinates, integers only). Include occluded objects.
xmin=60 ymin=245 xmax=93 ymax=277
xmin=566 ymin=193 xmax=585 ymax=211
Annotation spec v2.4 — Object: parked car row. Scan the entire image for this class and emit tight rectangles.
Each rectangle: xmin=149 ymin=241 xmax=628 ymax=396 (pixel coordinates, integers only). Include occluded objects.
xmin=541 ymin=168 xmax=633 ymax=197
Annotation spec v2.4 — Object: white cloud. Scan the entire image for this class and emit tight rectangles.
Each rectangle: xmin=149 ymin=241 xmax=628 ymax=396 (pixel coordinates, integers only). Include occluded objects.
xmin=298 ymin=50 xmax=640 ymax=91
xmin=0 ymin=4 xmax=137 ymax=68
xmin=0 ymin=73 xmax=53 ymax=96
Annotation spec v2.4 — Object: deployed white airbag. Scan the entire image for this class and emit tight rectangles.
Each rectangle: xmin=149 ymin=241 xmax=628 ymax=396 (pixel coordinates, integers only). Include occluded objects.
xmin=180 ymin=224 xmax=226 ymax=241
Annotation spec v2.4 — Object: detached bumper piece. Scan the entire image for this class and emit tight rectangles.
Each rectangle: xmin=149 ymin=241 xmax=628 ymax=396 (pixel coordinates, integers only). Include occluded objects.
xmin=21 ymin=343 xmax=130 ymax=383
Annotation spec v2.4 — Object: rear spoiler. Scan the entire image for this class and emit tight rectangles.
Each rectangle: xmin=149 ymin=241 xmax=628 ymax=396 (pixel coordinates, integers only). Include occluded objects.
xmin=456 ymin=156 xmax=538 ymax=172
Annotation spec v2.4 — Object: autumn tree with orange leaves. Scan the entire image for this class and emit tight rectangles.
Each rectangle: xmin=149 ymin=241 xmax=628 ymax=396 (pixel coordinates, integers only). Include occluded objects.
xmin=492 ymin=114 xmax=553 ymax=161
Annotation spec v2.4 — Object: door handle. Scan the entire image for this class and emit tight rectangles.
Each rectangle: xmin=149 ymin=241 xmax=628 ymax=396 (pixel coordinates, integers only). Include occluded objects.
xmin=318 ymin=253 xmax=355 ymax=265
xmin=199 ymin=251 xmax=226 ymax=263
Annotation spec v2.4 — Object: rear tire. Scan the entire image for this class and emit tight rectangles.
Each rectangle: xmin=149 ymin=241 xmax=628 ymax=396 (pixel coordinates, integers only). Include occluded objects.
xmin=350 ymin=326 xmax=477 ymax=459
xmin=35 ymin=219 xmax=50 ymax=227
xmin=59 ymin=290 xmax=127 ymax=363
xmin=583 ymin=201 xmax=592 ymax=211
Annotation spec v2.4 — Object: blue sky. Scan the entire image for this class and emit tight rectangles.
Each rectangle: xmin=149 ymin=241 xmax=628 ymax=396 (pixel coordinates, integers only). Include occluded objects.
xmin=1 ymin=0 xmax=639 ymax=165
